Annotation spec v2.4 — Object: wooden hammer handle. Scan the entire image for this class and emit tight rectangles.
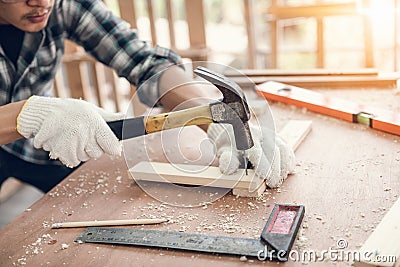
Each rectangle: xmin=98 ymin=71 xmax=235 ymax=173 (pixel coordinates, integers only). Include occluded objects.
xmin=145 ymin=105 xmax=213 ymax=133
xmin=107 ymin=105 xmax=213 ymax=140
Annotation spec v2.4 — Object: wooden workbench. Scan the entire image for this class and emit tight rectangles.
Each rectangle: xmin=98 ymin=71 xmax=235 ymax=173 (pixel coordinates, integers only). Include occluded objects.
xmin=0 ymin=89 xmax=399 ymax=266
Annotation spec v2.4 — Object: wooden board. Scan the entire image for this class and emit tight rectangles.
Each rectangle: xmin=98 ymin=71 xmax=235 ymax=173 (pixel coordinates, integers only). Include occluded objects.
xmin=223 ymin=68 xmax=379 ymax=77
xmin=130 ymin=161 xmax=256 ymax=190
xmin=130 ymin=120 xmax=312 ymax=196
xmin=279 ymin=120 xmax=312 ymax=151
xmin=231 ymin=75 xmax=398 ymax=89
xmin=353 ymin=197 xmax=400 ymax=267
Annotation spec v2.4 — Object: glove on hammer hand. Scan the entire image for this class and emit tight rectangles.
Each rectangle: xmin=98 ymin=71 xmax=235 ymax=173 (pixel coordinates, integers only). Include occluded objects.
xmin=17 ymin=96 xmax=123 ymax=168
xmin=208 ymin=123 xmax=295 ymax=188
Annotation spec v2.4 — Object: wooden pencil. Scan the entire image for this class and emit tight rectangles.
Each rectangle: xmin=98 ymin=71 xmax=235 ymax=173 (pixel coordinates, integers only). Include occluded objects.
xmin=51 ymin=218 xmax=168 ymax=229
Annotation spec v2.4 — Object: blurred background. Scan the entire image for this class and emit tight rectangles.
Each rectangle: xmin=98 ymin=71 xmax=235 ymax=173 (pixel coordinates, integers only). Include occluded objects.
xmin=2 ymin=0 xmax=400 ymax=229
xmin=106 ymin=0 xmax=400 ymax=71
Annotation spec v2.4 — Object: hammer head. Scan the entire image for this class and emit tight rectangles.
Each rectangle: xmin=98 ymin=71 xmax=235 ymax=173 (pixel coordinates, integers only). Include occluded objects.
xmin=194 ymin=66 xmax=254 ymax=151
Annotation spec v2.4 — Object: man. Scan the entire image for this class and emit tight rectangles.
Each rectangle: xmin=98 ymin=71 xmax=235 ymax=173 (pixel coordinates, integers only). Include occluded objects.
xmin=0 ymin=0 xmax=294 ymax=193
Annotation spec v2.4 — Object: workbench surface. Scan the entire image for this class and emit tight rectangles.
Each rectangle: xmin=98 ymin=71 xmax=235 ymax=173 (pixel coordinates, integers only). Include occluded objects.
xmin=1 ymin=90 xmax=399 ymax=267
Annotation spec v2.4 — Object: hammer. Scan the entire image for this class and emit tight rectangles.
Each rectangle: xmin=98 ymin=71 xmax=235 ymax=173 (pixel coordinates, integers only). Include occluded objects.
xmin=107 ymin=67 xmax=254 ymax=171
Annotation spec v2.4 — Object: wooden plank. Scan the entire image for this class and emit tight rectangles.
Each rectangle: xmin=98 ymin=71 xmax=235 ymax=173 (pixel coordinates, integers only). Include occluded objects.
xmin=231 ymin=181 xmax=267 ymax=198
xmin=362 ymin=0 xmax=375 ymax=68
xmin=53 ymin=70 xmax=67 ymax=98
xmin=316 ymin=17 xmax=324 ymax=68
xmin=244 ymin=0 xmax=256 ymax=69
xmin=78 ymin=62 xmax=96 ymax=104
xmin=231 ymin=75 xmax=399 ymax=89
xmin=165 ymin=0 xmax=176 ymax=49
xmin=130 ymin=162 xmax=256 ymax=190
xmin=130 ymin=120 xmax=312 ymax=196
xmin=279 ymin=120 xmax=312 ymax=151
xmin=185 ymin=0 xmax=207 ymax=57
xmin=117 ymin=0 xmax=137 ymax=29
xmin=268 ymin=2 xmax=358 ymax=19
xmin=353 ymin=197 xmax=400 ymax=267
xmin=223 ymin=68 xmax=379 ymax=77
xmin=268 ymin=0 xmax=278 ymax=69
xmin=63 ymin=41 xmax=87 ymax=99
xmin=64 ymin=62 xmax=85 ymax=99
xmin=146 ymin=0 xmax=157 ymax=45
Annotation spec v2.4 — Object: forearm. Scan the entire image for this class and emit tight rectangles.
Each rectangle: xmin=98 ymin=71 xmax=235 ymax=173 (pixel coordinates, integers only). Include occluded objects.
xmin=0 ymin=101 xmax=26 ymax=145
xmin=158 ymin=66 xmax=221 ymax=131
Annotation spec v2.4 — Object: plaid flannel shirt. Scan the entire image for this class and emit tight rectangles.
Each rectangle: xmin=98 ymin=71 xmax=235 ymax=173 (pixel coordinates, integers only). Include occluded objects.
xmin=0 ymin=0 xmax=182 ymax=165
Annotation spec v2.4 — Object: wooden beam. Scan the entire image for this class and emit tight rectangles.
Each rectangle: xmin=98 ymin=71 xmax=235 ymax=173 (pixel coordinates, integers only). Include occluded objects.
xmin=362 ymin=0 xmax=375 ymax=68
xmin=316 ymin=17 xmax=324 ymax=68
xmin=244 ymin=0 xmax=256 ymax=69
xmin=130 ymin=120 xmax=312 ymax=197
xmin=230 ymin=75 xmax=399 ymax=89
xmin=131 ymin=162 xmax=256 ymax=190
xmin=353 ymin=197 xmax=400 ymax=267
xmin=53 ymin=70 xmax=67 ymax=98
xmin=279 ymin=120 xmax=312 ymax=151
xmin=146 ymin=0 xmax=157 ymax=45
xmin=118 ymin=0 xmax=137 ymax=29
xmin=231 ymin=181 xmax=267 ymax=198
xmin=63 ymin=41 xmax=87 ymax=99
xmin=165 ymin=0 xmax=176 ymax=49
xmin=185 ymin=0 xmax=207 ymax=52
xmin=223 ymin=68 xmax=379 ymax=77
xmin=268 ymin=2 xmax=358 ymax=19
xmin=268 ymin=0 xmax=278 ymax=68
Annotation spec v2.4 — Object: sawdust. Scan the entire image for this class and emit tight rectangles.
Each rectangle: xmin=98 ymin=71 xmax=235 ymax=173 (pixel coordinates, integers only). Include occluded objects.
xmin=239 ymin=255 xmax=248 ymax=261
xmin=295 ymin=228 xmax=309 ymax=252
xmin=12 ymin=234 xmax=57 ymax=266
xmin=49 ymin=168 xmax=125 ymax=200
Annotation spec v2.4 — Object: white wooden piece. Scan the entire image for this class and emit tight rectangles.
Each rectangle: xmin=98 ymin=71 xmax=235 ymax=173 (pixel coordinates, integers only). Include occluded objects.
xmin=279 ymin=120 xmax=313 ymax=151
xmin=129 ymin=120 xmax=312 ymax=197
xmin=131 ymin=161 xmax=256 ymax=190
xmin=353 ymin=197 xmax=400 ymax=267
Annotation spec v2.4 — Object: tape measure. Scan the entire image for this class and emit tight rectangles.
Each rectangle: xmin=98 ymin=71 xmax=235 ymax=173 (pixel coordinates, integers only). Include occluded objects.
xmin=76 ymin=204 xmax=304 ymax=261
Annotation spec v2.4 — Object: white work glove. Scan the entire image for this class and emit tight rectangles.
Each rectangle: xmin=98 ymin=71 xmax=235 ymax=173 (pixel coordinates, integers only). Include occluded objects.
xmin=17 ymin=96 xmax=123 ymax=168
xmin=207 ymin=123 xmax=295 ymax=188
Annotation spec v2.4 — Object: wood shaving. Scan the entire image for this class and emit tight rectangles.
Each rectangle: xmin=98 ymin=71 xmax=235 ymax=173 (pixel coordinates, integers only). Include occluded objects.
xmin=13 ymin=234 xmax=56 ymax=265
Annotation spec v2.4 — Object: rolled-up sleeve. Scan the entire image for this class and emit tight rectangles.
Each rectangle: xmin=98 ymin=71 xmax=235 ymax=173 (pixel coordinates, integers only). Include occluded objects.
xmin=62 ymin=0 xmax=182 ymax=106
